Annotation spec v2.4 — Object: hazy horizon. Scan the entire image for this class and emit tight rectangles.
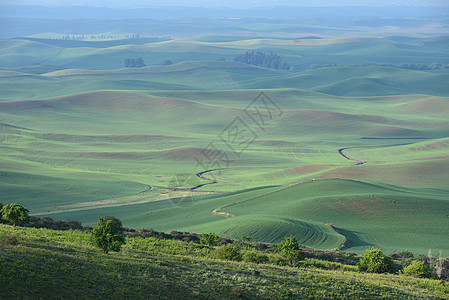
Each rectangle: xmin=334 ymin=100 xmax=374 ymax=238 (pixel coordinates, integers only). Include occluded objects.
xmin=2 ymin=0 xmax=449 ymax=8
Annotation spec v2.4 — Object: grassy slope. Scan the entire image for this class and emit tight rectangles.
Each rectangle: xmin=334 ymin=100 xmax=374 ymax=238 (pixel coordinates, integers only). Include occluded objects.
xmin=1 ymin=225 xmax=449 ymax=299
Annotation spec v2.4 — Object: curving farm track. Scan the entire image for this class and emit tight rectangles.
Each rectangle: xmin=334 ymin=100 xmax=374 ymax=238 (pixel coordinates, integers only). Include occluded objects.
xmin=338 ymin=148 xmax=367 ymax=165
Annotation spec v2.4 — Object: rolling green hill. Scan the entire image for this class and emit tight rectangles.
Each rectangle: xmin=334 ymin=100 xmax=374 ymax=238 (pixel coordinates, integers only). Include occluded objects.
xmin=1 ymin=35 xmax=448 ymax=256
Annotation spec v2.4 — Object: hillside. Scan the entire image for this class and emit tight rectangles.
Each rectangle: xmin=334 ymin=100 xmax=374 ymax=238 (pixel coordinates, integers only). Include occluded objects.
xmin=1 ymin=225 xmax=448 ymax=299
xmin=0 ymin=35 xmax=448 ymax=256
xmin=1 ymin=87 xmax=448 ymax=254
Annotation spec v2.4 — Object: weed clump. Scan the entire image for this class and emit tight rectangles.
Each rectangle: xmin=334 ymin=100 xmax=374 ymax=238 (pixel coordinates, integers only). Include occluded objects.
xmin=243 ymin=251 xmax=269 ymax=264
xmin=0 ymin=232 xmax=18 ymax=245
xmin=216 ymin=244 xmax=242 ymax=261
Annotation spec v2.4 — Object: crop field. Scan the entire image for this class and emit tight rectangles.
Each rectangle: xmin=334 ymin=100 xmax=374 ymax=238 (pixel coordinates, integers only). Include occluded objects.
xmin=0 ymin=32 xmax=448 ymax=255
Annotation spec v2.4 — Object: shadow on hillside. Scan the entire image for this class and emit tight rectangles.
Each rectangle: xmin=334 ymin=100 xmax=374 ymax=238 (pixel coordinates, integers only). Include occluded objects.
xmin=335 ymin=227 xmax=373 ymax=249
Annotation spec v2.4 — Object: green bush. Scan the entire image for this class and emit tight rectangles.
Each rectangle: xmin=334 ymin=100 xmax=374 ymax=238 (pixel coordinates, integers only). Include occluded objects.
xmin=92 ymin=216 xmax=126 ymax=254
xmin=401 ymin=260 xmax=434 ymax=278
xmin=358 ymin=248 xmax=395 ymax=273
xmin=201 ymin=232 xmax=218 ymax=247
xmin=216 ymin=244 xmax=242 ymax=261
xmin=240 ymin=235 xmax=252 ymax=242
xmin=275 ymin=236 xmax=304 ymax=265
xmin=243 ymin=251 xmax=269 ymax=264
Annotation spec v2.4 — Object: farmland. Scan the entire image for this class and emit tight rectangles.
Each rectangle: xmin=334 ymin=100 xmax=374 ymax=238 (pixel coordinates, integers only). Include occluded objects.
xmin=1 ymin=14 xmax=449 ymax=257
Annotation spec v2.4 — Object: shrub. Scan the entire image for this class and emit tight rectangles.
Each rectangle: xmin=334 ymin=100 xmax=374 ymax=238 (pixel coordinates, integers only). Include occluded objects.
xmin=201 ymin=232 xmax=218 ymax=247
xmin=241 ymin=235 xmax=252 ymax=242
xmin=243 ymin=251 xmax=269 ymax=264
xmin=275 ymin=236 xmax=304 ymax=265
xmin=402 ymin=260 xmax=434 ymax=278
xmin=216 ymin=244 xmax=242 ymax=261
xmin=92 ymin=216 xmax=126 ymax=254
xmin=358 ymin=248 xmax=395 ymax=273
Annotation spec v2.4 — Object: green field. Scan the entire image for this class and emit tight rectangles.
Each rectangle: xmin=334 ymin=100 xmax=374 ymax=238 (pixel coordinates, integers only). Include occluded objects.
xmin=1 ymin=34 xmax=448 ymax=255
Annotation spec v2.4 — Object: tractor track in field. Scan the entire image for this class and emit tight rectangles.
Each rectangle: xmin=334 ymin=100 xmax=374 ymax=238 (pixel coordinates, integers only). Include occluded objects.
xmin=338 ymin=148 xmax=367 ymax=165
xmin=192 ymin=169 xmax=220 ymax=190
xmin=149 ymin=169 xmax=222 ymax=193
xmin=338 ymin=138 xmax=429 ymax=166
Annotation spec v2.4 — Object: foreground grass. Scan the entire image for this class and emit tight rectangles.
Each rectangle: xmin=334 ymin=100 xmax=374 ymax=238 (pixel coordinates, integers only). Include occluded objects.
xmin=1 ymin=225 xmax=448 ymax=299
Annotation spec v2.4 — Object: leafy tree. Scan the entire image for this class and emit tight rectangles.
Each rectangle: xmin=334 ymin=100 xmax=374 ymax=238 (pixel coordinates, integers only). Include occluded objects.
xmin=104 ymin=216 xmax=124 ymax=232
xmin=200 ymin=232 xmax=218 ymax=246
xmin=92 ymin=216 xmax=125 ymax=254
xmin=401 ymin=260 xmax=434 ymax=278
xmin=358 ymin=248 xmax=395 ymax=273
xmin=275 ymin=236 xmax=304 ymax=264
xmin=0 ymin=203 xmax=29 ymax=227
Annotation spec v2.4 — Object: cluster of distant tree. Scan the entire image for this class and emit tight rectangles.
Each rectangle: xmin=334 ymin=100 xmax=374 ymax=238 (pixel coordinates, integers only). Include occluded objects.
xmin=60 ymin=35 xmax=88 ymax=40
xmin=124 ymin=58 xmax=146 ymax=68
xmin=234 ymin=51 xmax=291 ymax=70
xmin=307 ymin=62 xmax=449 ymax=71
xmin=396 ymin=62 xmax=449 ymax=70
xmin=59 ymin=33 xmax=145 ymax=40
